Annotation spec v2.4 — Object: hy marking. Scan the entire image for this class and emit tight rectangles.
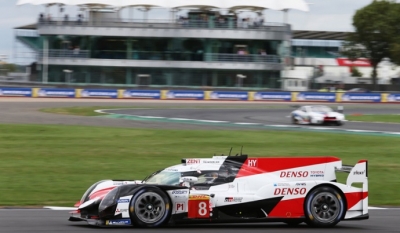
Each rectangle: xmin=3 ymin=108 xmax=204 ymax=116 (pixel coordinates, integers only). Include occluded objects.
xmin=96 ymin=109 xmax=400 ymax=137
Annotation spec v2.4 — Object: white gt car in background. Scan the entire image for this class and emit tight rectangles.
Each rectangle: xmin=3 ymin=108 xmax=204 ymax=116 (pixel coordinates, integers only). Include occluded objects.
xmin=290 ymin=105 xmax=346 ymax=126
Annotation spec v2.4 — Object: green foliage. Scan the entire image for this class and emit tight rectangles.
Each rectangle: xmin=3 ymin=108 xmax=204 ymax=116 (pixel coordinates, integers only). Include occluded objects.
xmin=344 ymin=0 xmax=400 ymax=88
xmin=0 ymin=63 xmax=17 ymax=73
xmin=350 ymin=67 xmax=363 ymax=77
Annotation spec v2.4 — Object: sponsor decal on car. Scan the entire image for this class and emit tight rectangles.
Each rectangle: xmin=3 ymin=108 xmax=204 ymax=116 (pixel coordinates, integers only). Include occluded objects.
xmin=296 ymin=183 xmax=306 ymax=186
xmin=189 ymin=195 xmax=209 ymax=200
xmin=172 ymin=190 xmax=188 ymax=194
xmin=310 ymin=171 xmax=325 ymax=177
xmin=202 ymin=160 xmax=220 ymax=164
xmin=113 ymin=181 xmax=128 ymax=185
xmin=224 ymin=197 xmax=243 ymax=203
xmin=280 ymin=171 xmax=309 ymax=178
xmin=274 ymin=183 xmax=290 ymax=187
xmin=353 ymin=170 xmax=365 ymax=175
xmin=106 ymin=219 xmax=131 ymax=225
xmin=186 ymin=159 xmax=200 ymax=164
xmin=117 ymin=199 xmax=130 ymax=203
xmin=274 ymin=188 xmax=307 ymax=195
xmin=248 ymin=159 xmax=257 ymax=167
xmin=115 ymin=209 xmax=128 ymax=213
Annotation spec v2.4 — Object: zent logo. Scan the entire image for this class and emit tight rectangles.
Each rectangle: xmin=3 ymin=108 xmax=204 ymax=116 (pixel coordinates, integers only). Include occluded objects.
xmin=280 ymin=171 xmax=309 ymax=178
xmin=274 ymin=188 xmax=307 ymax=195
xmin=187 ymin=159 xmax=200 ymax=164
xmin=248 ymin=159 xmax=257 ymax=167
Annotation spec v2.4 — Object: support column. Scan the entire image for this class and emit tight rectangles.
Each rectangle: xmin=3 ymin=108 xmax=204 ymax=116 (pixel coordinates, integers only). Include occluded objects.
xmin=127 ymin=38 xmax=132 ymax=59
xmin=212 ymin=71 xmax=218 ymax=87
xmin=126 ymin=68 xmax=132 ymax=84
xmin=42 ymin=36 xmax=48 ymax=83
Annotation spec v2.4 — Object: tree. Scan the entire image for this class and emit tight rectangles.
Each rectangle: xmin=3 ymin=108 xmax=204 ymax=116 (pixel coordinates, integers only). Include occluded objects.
xmin=343 ymin=0 xmax=400 ymax=90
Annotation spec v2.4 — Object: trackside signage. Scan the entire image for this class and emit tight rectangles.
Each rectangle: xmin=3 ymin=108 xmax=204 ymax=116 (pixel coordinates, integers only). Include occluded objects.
xmin=386 ymin=93 xmax=400 ymax=102
xmin=77 ymin=89 xmax=118 ymax=98
xmin=294 ymin=92 xmax=336 ymax=102
xmin=122 ymin=90 xmax=160 ymax=99
xmin=163 ymin=90 xmax=204 ymax=100
xmin=340 ymin=93 xmax=381 ymax=102
xmin=0 ymin=87 xmax=32 ymax=97
xmin=206 ymin=91 xmax=248 ymax=100
xmin=251 ymin=92 xmax=291 ymax=101
xmin=35 ymin=88 xmax=75 ymax=98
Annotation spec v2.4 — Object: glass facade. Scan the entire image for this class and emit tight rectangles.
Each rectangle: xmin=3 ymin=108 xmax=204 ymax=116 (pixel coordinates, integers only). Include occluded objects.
xmin=40 ymin=65 xmax=281 ymax=88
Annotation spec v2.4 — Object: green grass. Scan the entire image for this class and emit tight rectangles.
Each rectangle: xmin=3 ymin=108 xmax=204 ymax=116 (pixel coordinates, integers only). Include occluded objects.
xmin=0 ymin=124 xmax=399 ymax=207
xmin=347 ymin=114 xmax=400 ymax=123
xmin=39 ymin=105 xmax=292 ymax=117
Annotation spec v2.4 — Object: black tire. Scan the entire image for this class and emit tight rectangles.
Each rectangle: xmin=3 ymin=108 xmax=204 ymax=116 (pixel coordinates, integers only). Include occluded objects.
xmin=129 ymin=187 xmax=172 ymax=228
xmin=304 ymin=186 xmax=345 ymax=228
xmin=336 ymin=121 xmax=344 ymax=126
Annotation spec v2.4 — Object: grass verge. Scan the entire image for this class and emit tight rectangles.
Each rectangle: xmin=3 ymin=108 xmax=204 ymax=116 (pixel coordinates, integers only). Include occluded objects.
xmin=39 ymin=105 xmax=292 ymax=117
xmin=0 ymin=124 xmax=399 ymax=206
xmin=347 ymin=114 xmax=400 ymax=123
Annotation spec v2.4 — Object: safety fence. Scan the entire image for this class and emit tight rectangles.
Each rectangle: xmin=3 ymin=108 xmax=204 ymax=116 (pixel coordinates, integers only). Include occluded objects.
xmin=0 ymin=87 xmax=400 ymax=103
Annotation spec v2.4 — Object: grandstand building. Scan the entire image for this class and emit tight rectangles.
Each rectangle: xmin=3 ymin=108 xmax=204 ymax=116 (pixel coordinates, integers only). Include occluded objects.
xmin=14 ymin=0 xmax=397 ymax=90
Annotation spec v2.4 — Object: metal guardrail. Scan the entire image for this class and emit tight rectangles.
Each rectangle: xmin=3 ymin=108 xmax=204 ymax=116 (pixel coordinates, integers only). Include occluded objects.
xmin=37 ymin=18 xmax=289 ymax=32
xmin=38 ymin=50 xmax=281 ymax=63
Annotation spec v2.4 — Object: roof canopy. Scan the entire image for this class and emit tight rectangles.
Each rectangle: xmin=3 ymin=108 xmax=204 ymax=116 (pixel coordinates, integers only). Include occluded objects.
xmin=16 ymin=0 xmax=310 ymax=11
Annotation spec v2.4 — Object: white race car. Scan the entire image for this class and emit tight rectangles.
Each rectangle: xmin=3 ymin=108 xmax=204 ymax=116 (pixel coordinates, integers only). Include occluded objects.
xmin=69 ymin=154 xmax=368 ymax=228
xmin=290 ymin=105 xmax=346 ymax=126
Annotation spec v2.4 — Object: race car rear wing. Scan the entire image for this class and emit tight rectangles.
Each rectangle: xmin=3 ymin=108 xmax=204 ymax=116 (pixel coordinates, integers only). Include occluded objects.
xmin=335 ymin=160 xmax=368 ymax=188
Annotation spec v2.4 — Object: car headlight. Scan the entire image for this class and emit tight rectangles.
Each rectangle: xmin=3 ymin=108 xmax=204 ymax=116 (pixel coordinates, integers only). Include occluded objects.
xmin=98 ymin=187 xmax=120 ymax=214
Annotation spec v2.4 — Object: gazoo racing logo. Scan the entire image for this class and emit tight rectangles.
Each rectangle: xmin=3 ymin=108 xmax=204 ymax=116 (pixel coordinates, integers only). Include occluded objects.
xmin=224 ymin=197 xmax=243 ymax=203
xmin=274 ymin=188 xmax=307 ymax=196
xmin=280 ymin=171 xmax=309 ymax=178
xmin=172 ymin=190 xmax=188 ymax=195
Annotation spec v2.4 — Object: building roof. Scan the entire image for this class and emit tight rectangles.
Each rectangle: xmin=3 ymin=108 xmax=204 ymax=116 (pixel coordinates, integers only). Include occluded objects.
xmin=16 ymin=0 xmax=309 ymax=11
xmin=292 ymin=30 xmax=351 ymax=40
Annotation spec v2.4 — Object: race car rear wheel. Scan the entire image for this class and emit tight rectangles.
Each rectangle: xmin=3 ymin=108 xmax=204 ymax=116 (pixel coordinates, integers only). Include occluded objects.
xmin=304 ymin=186 xmax=345 ymax=228
xmin=129 ymin=187 xmax=172 ymax=228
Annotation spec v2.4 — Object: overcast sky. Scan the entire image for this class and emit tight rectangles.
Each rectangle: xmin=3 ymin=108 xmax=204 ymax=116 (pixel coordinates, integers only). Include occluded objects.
xmin=0 ymin=0 xmax=376 ymax=64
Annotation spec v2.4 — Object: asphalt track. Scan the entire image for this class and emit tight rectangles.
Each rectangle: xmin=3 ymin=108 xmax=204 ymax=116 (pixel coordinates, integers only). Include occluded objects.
xmin=1 ymin=98 xmax=400 ymax=232
xmin=1 ymin=209 xmax=399 ymax=233
xmin=103 ymin=107 xmax=400 ymax=133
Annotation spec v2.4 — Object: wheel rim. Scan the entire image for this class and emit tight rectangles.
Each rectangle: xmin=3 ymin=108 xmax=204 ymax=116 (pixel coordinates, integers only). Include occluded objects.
xmin=134 ymin=192 xmax=166 ymax=224
xmin=310 ymin=192 xmax=341 ymax=223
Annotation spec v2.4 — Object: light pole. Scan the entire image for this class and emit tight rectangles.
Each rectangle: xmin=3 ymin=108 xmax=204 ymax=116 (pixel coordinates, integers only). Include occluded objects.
xmin=63 ymin=69 xmax=73 ymax=84
xmin=237 ymin=74 xmax=246 ymax=87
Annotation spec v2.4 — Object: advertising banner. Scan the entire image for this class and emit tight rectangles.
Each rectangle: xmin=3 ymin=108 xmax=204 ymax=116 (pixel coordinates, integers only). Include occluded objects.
xmin=336 ymin=58 xmax=371 ymax=67
xmin=34 ymin=88 xmax=76 ymax=98
xmin=205 ymin=91 xmax=248 ymax=101
xmin=76 ymin=89 xmax=118 ymax=98
xmin=0 ymin=87 xmax=32 ymax=97
xmin=121 ymin=90 xmax=161 ymax=99
xmin=161 ymin=90 xmax=204 ymax=100
xmin=292 ymin=92 xmax=336 ymax=102
xmin=249 ymin=92 xmax=292 ymax=101
xmin=339 ymin=93 xmax=381 ymax=102
xmin=383 ymin=93 xmax=400 ymax=102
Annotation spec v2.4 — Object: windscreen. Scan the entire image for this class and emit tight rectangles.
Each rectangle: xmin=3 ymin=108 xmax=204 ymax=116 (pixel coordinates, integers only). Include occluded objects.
xmin=311 ymin=106 xmax=333 ymax=113
xmin=143 ymin=170 xmax=181 ymax=185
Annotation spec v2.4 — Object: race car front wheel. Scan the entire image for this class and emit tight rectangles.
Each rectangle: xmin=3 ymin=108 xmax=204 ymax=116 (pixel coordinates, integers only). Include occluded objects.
xmin=129 ymin=187 xmax=172 ymax=228
xmin=304 ymin=186 xmax=345 ymax=228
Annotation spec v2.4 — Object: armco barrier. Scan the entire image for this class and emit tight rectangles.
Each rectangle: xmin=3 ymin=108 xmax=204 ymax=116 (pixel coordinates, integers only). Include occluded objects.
xmin=0 ymin=87 xmax=399 ymax=103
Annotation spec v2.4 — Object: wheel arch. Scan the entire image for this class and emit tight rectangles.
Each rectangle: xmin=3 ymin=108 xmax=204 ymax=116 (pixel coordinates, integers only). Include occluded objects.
xmin=304 ymin=183 xmax=348 ymax=219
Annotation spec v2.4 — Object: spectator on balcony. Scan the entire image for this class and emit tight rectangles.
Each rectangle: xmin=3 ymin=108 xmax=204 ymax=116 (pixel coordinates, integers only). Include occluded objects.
xmin=73 ymin=46 xmax=80 ymax=58
xmin=77 ymin=14 xmax=83 ymax=25
xmin=64 ymin=14 xmax=69 ymax=25
xmin=39 ymin=13 xmax=45 ymax=24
